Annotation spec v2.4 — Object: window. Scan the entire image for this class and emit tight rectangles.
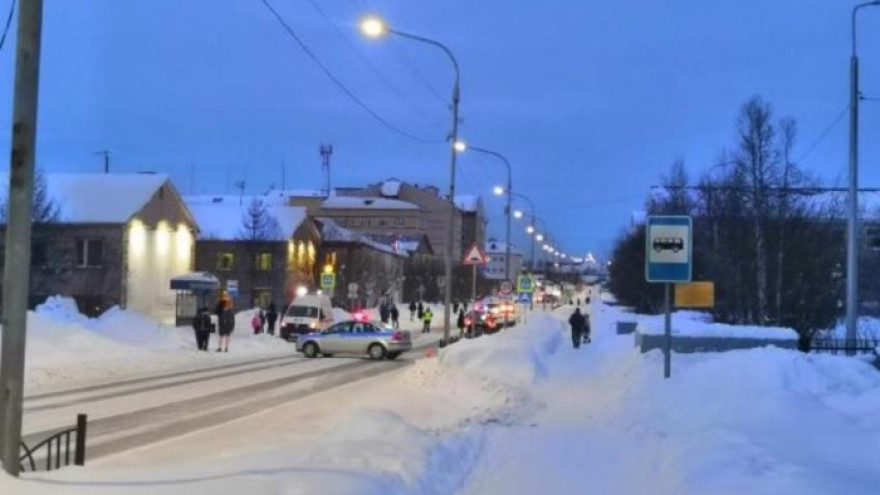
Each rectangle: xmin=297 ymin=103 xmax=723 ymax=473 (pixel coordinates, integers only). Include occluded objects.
xmin=377 ymin=218 xmax=388 ymax=227
xmin=255 ymin=252 xmax=273 ymax=271
xmin=76 ymin=239 xmax=103 ymax=267
xmin=396 ymin=217 xmax=406 ymax=227
xmin=31 ymin=240 xmax=48 ymax=267
xmin=217 ymin=252 xmax=234 ymax=270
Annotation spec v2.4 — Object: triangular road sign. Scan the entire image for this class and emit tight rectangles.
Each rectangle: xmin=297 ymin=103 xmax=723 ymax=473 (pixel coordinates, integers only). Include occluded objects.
xmin=462 ymin=243 xmax=488 ymax=265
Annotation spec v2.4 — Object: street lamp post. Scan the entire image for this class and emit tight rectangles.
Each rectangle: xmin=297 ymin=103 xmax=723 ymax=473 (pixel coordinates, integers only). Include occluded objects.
xmin=462 ymin=145 xmax=513 ymax=282
xmin=846 ymin=2 xmax=880 ymax=353
xmin=362 ymin=17 xmax=461 ymax=344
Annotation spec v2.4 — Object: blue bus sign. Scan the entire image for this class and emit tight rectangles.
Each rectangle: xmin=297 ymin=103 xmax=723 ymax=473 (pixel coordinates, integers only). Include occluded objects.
xmin=646 ymin=216 xmax=692 ymax=283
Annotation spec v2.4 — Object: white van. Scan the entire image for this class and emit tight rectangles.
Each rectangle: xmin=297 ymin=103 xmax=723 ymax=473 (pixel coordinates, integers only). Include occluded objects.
xmin=280 ymin=294 xmax=335 ymax=342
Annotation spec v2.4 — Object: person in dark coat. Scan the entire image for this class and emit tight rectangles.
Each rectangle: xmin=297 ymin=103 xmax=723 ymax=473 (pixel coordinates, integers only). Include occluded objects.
xmin=457 ymin=309 xmax=466 ymax=337
xmin=266 ymin=304 xmax=278 ymax=336
xmin=408 ymin=301 xmax=417 ymax=322
xmin=379 ymin=303 xmax=390 ymax=324
xmin=217 ymin=303 xmax=235 ymax=352
xmin=453 ymin=301 xmax=460 ymax=314
xmin=389 ymin=305 xmax=400 ymax=329
xmin=259 ymin=309 xmax=266 ymax=333
xmin=568 ymin=308 xmax=586 ymax=349
xmin=192 ymin=306 xmax=212 ymax=351
xmin=417 ymin=301 xmax=425 ymax=320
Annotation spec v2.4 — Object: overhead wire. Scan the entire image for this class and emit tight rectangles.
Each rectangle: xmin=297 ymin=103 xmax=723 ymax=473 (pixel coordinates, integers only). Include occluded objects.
xmin=257 ymin=0 xmax=442 ymax=144
xmin=303 ymin=0 xmax=440 ymax=122
xmin=0 ymin=0 xmax=15 ymax=53
xmin=794 ymin=103 xmax=849 ymax=165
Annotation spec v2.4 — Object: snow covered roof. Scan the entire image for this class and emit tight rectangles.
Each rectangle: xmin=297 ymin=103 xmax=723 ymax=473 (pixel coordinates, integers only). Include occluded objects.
xmin=317 ymin=218 xmax=406 ymax=257
xmin=270 ymin=189 xmax=326 ymax=199
xmin=184 ymin=195 xmax=307 ymax=241
xmin=363 ymin=233 xmax=433 ymax=254
xmin=380 ymin=179 xmax=403 ymax=198
xmin=322 ymin=196 xmax=419 ymax=210
xmin=0 ymin=173 xmax=171 ymax=224
xmin=455 ymin=195 xmax=481 ymax=213
xmin=485 ymin=240 xmax=522 ymax=255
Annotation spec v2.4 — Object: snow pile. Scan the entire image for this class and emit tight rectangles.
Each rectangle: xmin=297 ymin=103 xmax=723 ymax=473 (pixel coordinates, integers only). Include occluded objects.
xmin=439 ymin=313 xmax=564 ymax=387
xmin=636 ymin=310 xmax=798 ymax=340
xmin=823 ymin=317 xmax=880 ymax=340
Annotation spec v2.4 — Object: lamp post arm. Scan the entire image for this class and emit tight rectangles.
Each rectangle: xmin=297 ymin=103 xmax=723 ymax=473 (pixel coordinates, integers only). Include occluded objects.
xmin=853 ymin=2 xmax=880 ymax=56
xmin=389 ymin=28 xmax=460 ymax=103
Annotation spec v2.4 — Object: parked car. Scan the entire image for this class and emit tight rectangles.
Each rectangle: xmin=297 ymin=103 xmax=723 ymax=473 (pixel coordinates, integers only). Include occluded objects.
xmin=295 ymin=319 xmax=413 ymax=360
xmin=280 ymin=294 xmax=335 ymax=342
xmin=464 ymin=310 xmax=500 ymax=335
xmin=478 ymin=297 xmax=519 ymax=326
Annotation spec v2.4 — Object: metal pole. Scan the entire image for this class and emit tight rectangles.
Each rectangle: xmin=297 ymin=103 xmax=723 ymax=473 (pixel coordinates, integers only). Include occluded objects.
xmin=443 ymin=78 xmax=460 ymax=345
xmin=664 ymin=283 xmax=672 ymax=379
xmin=471 ymin=263 xmax=477 ymax=335
xmin=505 ymin=177 xmax=512 ymax=282
xmin=0 ymin=0 xmax=44 ymax=477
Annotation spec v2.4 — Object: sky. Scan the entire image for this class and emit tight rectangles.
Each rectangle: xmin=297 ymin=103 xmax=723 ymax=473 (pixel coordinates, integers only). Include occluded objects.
xmin=1 ymin=0 xmax=880 ymax=260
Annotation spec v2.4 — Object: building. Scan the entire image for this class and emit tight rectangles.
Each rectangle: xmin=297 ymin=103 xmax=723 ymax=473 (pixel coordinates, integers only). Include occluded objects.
xmin=0 ymin=173 xmax=197 ymax=322
xmin=483 ymin=239 xmax=525 ymax=281
xmin=318 ymin=195 xmax=426 ymax=235
xmin=316 ymin=218 xmax=407 ymax=307
xmin=185 ymin=195 xmax=320 ymax=310
xmin=338 ymin=178 xmax=487 ymax=259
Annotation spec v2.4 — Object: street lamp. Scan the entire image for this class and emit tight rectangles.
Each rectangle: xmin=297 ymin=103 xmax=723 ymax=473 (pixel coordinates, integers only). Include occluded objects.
xmin=493 ymin=185 xmax=505 ymax=196
xmin=536 ymin=234 xmax=545 ymax=242
xmin=845 ymin=2 xmax=880 ymax=353
xmin=513 ymin=210 xmax=523 ymax=219
xmin=526 ymin=224 xmax=535 ymax=234
xmin=453 ymin=140 xmax=467 ymax=153
xmin=361 ymin=15 xmax=461 ymax=345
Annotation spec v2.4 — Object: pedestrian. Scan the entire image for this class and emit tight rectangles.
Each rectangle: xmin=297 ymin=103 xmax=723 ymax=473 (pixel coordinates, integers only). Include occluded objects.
xmin=568 ymin=307 xmax=586 ymax=349
xmin=582 ymin=312 xmax=592 ymax=344
xmin=266 ymin=303 xmax=278 ymax=336
xmin=379 ymin=303 xmax=390 ymax=324
xmin=457 ymin=308 xmax=466 ymax=337
xmin=417 ymin=301 xmax=425 ymax=320
xmin=408 ymin=301 xmax=417 ymax=322
xmin=259 ymin=308 xmax=266 ymax=333
xmin=192 ymin=306 xmax=212 ymax=351
xmin=576 ymin=298 xmax=581 ymax=307
xmin=422 ymin=307 xmax=433 ymax=333
xmin=390 ymin=304 xmax=400 ymax=329
xmin=453 ymin=300 xmax=460 ymax=314
xmin=217 ymin=302 xmax=235 ymax=352
xmin=251 ymin=311 xmax=261 ymax=335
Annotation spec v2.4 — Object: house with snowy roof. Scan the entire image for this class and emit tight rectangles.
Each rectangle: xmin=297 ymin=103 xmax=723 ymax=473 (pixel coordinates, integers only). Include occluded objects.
xmin=0 ymin=173 xmax=197 ymax=322
xmin=315 ymin=218 xmax=407 ymax=307
xmin=184 ymin=195 xmax=321 ymax=310
xmin=335 ymin=178 xmax=486 ymax=260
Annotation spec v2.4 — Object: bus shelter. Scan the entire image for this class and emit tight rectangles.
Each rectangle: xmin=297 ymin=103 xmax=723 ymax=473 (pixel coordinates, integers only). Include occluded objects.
xmin=170 ymin=272 xmax=220 ymax=326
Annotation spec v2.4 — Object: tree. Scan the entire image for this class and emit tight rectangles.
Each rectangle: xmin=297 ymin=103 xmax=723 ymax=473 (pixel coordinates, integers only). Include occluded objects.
xmin=239 ymin=198 xmax=282 ymax=242
xmin=0 ymin=168 xmax=59 ymax=223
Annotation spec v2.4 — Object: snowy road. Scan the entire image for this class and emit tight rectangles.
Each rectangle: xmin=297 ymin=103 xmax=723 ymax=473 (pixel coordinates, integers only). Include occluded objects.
xmin=22 ymin=333 xmax=441 ymax=461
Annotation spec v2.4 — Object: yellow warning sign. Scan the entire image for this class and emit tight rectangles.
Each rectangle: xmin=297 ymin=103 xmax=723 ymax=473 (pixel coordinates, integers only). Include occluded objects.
xmin=675 ymin=282 xmax=715 ymax=308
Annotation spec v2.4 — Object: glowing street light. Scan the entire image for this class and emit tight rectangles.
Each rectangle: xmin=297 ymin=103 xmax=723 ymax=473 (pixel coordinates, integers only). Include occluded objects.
xmin=453 ymin=140 xmax=467 ymax=152
xmin=513 ymin=210 xmax=523 ymax=219
xmin=536 ymin=233 xmax=544 ymax=242
xmin=360 ymin=16 xmax=388 ymax=38
xmin=526 ymin=225 xmax=535 ymax=234
xmin=493 ymin=185 xmax=505 ymax=196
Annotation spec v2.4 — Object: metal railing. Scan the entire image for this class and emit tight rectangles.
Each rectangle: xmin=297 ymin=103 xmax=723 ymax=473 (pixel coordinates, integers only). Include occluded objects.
xmin=20 ymin=414 xmax=87 ymax=472
xmin=810 ymin=338 xmax=880 ymax=356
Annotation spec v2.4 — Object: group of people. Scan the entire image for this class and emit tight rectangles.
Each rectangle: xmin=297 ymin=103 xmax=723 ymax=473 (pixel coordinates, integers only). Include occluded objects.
xmin=191 ymin=299 xmax=237 ymax=353
xmin=378 ymin=301 xmax=401 ymax=329
xmin=407 ymin=301 xmax=434 ymax=333
xmin=568 ymin=307 xmax=591 ymax=349
xmin=250 ymin=304 xmax=279 ymax=335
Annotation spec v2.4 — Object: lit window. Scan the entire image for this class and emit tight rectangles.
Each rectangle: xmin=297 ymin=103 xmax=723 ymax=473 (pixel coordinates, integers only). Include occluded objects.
xmin=217 ymin=252 xmax=234 ymax=270
xmin=255 ymin=252 xmax=273 ymax=271
xmin=76 ymin=239 xmax=103 ymax=268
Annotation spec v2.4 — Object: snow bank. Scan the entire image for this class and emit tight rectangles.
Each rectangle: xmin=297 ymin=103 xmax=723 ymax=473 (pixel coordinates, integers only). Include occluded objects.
xmin=636 ymin=310 xmax=798 ymax=340
xmin=823 ymin=316 xmax=880 ymax=340
xmin=439 ymin=313 xmax=564 ymax=387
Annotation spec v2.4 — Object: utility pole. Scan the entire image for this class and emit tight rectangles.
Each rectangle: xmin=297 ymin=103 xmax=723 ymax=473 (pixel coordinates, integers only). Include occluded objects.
xmin=95 ymin=149 xmax=110 ymax=173
xmin=0 ymin=0 xmax=44 ymax=477
xmin=320 ymin=144 xmax=333 ymax=198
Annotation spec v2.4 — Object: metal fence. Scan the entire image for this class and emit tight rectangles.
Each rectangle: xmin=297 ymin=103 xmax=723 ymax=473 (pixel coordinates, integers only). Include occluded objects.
xmin=810 ymin=338 xmax=880 ymax=356
xmin=20 ymin=414 xmax=87 ymax=472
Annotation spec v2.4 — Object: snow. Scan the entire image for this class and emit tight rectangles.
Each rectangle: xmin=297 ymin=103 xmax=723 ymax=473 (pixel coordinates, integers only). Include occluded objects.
xmin=4 ymin=289 xmax=879 ymax=494
xmin=0 ymin=173 xmax=169 ymax=224
xmin=636 ymin=309 xmax=799 ymax=340
xmin=8 ymin=296 xmax=292 ymax=392
xmin=380 ymin=178 xmax=403 ymax=197
xmin=321 ymin=196 xmax=420 ymax=210
xmin=823 ymin=317 xmax=880 ymax=340
xmin=317 ymin=218 xmax=406 ymax=257
xmin=184 ymin=195 xmax=307 ymax=241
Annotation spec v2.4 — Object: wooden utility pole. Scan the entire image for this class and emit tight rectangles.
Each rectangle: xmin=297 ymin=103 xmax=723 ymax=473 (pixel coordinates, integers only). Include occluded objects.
xmin=0 ymin=0 xmax=45 ymax=477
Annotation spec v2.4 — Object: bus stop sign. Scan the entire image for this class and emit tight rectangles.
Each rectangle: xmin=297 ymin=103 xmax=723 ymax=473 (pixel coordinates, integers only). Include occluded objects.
xmin=646 ymin=216 xmax=692 ymax=283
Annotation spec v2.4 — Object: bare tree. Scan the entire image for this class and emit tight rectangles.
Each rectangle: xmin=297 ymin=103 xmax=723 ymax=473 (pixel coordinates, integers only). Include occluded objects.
xmin=1 ymin=168 xmax=59 ymax=223
xmin=239 ymin=198 xmax=282 ymax=242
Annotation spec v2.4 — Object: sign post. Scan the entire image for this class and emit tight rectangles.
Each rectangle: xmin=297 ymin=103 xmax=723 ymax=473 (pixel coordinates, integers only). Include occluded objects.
xmin=462 ymin=243 xmax=488 ymax=339
xmin=646 ymin=215 xmax=693 ymax=379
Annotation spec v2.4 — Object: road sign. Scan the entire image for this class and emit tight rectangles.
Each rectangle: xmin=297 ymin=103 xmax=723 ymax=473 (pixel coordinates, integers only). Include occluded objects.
xmin=320 ymin=272 xmax=336 ymax=290
xmin=517 ymin=274 xmax=535 ymax=293
xmin=226 ymin=279 xmax=239 ymax=297
xmin=499 ymin=281 xmax=513 ymax=295
xmin=646 ymin=216 xmax=693 ymax=283
xmin=462 ymin=243 xmax=488 ymax=265
xmin=675 ymin=282 xmax=715 ymax=308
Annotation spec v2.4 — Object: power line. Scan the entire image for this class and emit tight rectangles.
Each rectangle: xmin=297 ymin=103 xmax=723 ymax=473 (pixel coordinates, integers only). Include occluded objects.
xmin=795 ymin=103 xmax=849 ymax=165
xmin=303 ymin=0 xmax=439 ymax=122
xmin=257 ymin=0 xmax=442 ymax=144
xmin=346 ymin=0 xmax=450 ymax=106
xmin=0 ymin=0 xmax=15 ymax=53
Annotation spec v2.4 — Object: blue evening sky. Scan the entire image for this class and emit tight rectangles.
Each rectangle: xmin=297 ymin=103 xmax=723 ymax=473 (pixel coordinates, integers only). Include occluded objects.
xmin=1 ymin=0 xmax=879 ymax=259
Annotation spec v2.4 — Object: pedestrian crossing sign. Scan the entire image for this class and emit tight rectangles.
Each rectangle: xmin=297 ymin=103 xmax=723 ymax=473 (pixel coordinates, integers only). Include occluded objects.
xmin=320 ymin=272 xmax=336 ymax=290
xmin=517 ymin=274 xmax=535 ymax=293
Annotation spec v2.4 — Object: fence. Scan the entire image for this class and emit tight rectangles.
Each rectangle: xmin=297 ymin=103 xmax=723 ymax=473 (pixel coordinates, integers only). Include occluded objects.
xmin=810 ymin=338 xmax=880 ymax=356
xmin=20 ymin=414 xmax=87 ymax=472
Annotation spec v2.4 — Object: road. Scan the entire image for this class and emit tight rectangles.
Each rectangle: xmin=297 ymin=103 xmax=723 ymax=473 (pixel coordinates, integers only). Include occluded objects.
xmin=22 ymin=332 xmax=441 ymax=463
